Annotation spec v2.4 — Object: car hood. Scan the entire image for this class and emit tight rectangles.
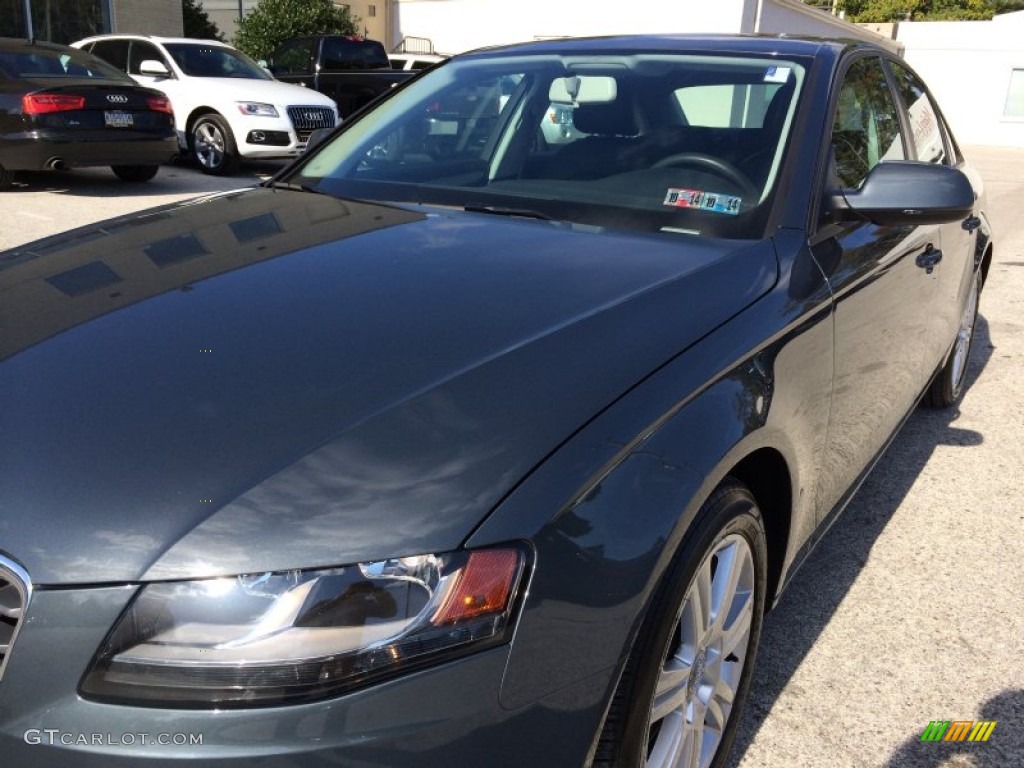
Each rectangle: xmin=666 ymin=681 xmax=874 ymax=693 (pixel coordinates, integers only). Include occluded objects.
xmin=171 ymin=76 xmax=337 ymax=108
xmin=0 ymin=188 xmax=776 ymax=585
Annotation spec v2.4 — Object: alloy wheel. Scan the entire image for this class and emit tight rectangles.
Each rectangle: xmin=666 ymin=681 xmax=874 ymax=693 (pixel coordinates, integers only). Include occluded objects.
xmin=646 ymin=533 xmax=755 ymax=768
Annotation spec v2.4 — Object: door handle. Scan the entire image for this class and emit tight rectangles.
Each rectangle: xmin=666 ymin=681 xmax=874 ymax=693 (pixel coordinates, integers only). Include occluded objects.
xmin=916 ymin=244 xmax=942 ymax=274
xmin=962 ymin=215 xmax=982 ymax=233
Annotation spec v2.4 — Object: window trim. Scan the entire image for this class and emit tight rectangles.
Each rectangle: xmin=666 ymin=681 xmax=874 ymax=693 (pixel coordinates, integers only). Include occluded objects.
xmin=1002 ymin=67 xmax=1024 ymax=122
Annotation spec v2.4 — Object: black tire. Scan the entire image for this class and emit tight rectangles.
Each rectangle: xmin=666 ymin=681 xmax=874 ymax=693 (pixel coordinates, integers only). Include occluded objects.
xmin=189 ymin=113 xmax=239 ymax=176
xmin=923 ymin=269 xmax=981 ymax=409
xmin=0 ymin=166 xmax=15 ymax=190
xmin=111 ymin=165 xmax=159 ymax=183
xmin=595 ymin=479 xmax=768 ymax=768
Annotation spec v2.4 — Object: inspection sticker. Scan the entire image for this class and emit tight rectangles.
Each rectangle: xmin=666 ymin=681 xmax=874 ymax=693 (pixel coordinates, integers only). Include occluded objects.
xmin=663 ymin=188 xmax=742 ymax=216
xmin=764 ymin=66 xmax=791 ymax=83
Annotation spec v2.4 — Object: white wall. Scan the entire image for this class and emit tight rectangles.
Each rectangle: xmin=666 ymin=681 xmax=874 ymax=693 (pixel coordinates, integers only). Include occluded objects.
xmin=393 ymin=0 xmax=892 ymax=56
xmin=897 ymin=12 xmax=1024 ymax=148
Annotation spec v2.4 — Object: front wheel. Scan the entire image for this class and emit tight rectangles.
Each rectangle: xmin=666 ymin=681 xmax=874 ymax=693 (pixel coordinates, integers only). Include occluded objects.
xmin=111 ymin=165 xmax=159 ymax=183
xmin=190 ymin=114 xmax=239 ymax=176
xmin=923 ymin=269 xmax=981 ymax=408
xmin=595 ymin=480 xmax=767 ymax=768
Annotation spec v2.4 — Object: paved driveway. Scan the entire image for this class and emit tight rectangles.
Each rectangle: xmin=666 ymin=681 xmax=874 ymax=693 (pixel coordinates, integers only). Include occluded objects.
xmin=2 ymin=151 xmax=1022 ymax=768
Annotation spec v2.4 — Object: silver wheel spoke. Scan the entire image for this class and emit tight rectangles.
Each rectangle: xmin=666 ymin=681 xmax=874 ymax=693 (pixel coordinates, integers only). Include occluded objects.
xmin=646 ymin=531 xmax=756 ymax=768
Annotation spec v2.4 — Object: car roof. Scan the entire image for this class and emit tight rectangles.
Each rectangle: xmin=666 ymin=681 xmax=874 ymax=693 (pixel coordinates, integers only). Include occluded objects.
xmin=0 ymin=37 xmax=75 ymax=52
xmin=460 ymin=33 xmax=873 ymax=59
xmin=76 ymin=34 xmax=230 ymax=47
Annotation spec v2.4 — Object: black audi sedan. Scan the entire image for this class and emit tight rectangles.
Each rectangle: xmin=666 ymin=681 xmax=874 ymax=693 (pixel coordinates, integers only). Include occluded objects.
xmin=0 ymin=35 xmax=991 ymax=768
xmin=0 ymin=37 xmax=177 ymax=188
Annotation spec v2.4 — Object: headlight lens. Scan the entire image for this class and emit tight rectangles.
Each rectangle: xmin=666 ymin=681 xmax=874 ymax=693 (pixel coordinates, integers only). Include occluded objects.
xmin=237 ymin=101 xmax=278 ymax=117
xmin=81 ymin=546 xmax=527 ymax=707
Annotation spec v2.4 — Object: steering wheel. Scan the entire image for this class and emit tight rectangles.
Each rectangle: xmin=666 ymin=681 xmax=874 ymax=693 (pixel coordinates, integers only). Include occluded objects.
xmin=650 ymin=152 xmax=758 ymax=199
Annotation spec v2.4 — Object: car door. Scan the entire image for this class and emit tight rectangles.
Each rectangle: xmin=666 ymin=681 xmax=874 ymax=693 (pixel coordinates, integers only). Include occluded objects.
xmin=126 ymin=39 xmax=188 ymax=139
xmin=810 ymin=53 xmax=941 ymax=522
xmin=886 ymin=58 xmax=978 ymax=375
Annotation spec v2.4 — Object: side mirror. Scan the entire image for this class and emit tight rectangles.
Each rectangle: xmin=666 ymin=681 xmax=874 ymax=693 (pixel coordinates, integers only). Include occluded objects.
xmin=831 ymin=161 xmax=975 ymax=226
xmin=138 ymin=59 xmax=170 ymax=78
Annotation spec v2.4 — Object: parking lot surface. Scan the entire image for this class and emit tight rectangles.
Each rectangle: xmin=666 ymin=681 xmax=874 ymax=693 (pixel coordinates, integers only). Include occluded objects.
xmin=2 ymin=149 xmax=1022 ymax=767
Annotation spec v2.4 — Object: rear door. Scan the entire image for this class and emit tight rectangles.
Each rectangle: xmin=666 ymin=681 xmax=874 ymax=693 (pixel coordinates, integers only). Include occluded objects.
xmin=810 ymin=53 xmax=940 ymax=521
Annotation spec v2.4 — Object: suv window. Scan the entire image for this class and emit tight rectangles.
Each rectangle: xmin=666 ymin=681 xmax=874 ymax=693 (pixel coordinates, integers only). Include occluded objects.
xmin=128 ymin=41 xmax=168 ymax=76
xmin=888 ymin=60 xmax=948 ymax=165
xmin=89 ymin=39 xmax=130 ymax=72
xmin=830 ymin=56 xmax=905 ymax=189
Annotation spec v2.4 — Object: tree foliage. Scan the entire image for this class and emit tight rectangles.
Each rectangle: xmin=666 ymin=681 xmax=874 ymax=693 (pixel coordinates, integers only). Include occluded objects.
xmin=837 ymin=0 xmax=1003 ymax=21
xmin=182 ymin=0 xmax=224 ymax=41
xmin=233 ymin=0 xmax=358 ymax=59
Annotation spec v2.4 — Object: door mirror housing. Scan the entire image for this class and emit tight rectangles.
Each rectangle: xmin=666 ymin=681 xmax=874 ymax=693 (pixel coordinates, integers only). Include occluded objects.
xmin=830 ymin=161 xmax=975 ymax=226
xmin=139 ymin=59 xmax=170 ymax=78
xmin=304 ymin=126 xmax=336 ymax=153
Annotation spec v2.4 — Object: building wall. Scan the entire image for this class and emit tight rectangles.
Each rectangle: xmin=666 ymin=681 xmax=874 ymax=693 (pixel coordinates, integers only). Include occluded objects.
xmin=896 ymin=12 xmax=1024 ymax=148
xmin=391 ymin=0 xmax=893 ymax=56
xmin=201 ymin=0 xmax=259 ymax=43
xmin=111 ymin=0 xmax=182 ymax=36
xmin=342 ymin=1 xmax=391 ymax=46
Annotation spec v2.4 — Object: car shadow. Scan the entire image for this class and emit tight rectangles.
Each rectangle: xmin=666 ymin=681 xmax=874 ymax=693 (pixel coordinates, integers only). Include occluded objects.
xmin=727 ymin=312 xmax=995 ymax=766
xmin=882 ymin=688 xmax=1022 ymax=768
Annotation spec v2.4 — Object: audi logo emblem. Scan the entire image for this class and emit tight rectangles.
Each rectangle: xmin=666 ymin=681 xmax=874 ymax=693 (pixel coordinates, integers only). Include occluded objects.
xmin=106 ymin=94 xmax=129 ymax=103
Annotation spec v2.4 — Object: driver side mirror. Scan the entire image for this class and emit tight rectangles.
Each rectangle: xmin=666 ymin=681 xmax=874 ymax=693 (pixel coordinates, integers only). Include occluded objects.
xmin=138 ymin=59 xmax=171 ymax=78
xmin=830 ymin=161 xmax=975 ymax=226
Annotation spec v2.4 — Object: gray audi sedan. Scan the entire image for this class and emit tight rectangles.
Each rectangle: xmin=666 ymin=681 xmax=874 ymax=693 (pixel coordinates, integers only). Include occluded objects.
xmin=0 ymin=34 xmax=991 ymax=768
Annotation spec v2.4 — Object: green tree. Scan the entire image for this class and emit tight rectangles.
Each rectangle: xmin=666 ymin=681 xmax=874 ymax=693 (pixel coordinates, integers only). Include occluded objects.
xmin=182 ymin=0 xmax=224 ymax=41
xmin=838 ymin=0 xmax=994 ymax=20
xmin=233 ymin=0 xmax=358 ymax=59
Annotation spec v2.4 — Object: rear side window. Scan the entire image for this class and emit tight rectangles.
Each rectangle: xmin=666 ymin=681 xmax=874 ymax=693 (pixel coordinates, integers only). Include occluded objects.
xmin=830 ymin=56 xmax=905 ymax=189
xmin=674 ymin=79 xmax=788 ymax=129
xmin=270 ymin=38 xmax=315 ymax=75
xmin=90 ymin=39 xmax=130 ymax=72
xmin=888 ymin=61 xmax=948 ymax=165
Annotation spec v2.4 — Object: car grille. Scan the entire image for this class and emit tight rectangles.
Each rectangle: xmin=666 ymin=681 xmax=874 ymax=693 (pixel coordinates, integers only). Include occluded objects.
xmin=0 ymin=557 xmax=29 ymax=683
xmin=287 ymin=106 xmax=335 ymax=143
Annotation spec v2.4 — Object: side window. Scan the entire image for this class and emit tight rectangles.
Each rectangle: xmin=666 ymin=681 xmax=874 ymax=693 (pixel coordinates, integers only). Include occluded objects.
xmin=270 ymin=39 xmax=314 ymax=76
xmin=830 ymin=56 xmax=905 ymax=189
xmin=888 ymin=61 xmax=948 ymax=165
xmin=90 ymin=39 xmax=129 ymax=72
xmin=128 ymin=42 xmax=167 ymax=76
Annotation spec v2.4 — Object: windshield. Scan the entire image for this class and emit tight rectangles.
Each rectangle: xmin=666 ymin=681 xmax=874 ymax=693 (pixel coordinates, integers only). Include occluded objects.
xmin=164 ymin=43 xmax=272 ymax=80
xmin=291 ymin=51 xmax=806 ymax=239
xmin=0 ymin=47 xmax=131 ymax=82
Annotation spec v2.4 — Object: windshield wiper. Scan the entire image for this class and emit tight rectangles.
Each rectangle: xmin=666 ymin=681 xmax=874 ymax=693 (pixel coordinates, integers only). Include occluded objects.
xmin=463 ymin=204 xmax=553 ymax=221
xmin=263 ymin=180 xmax=331 ymax=196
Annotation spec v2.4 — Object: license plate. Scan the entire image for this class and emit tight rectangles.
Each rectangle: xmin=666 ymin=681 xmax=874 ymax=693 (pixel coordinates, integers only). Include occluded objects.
xmin=104 ymin=111 xmax=133 ymax=128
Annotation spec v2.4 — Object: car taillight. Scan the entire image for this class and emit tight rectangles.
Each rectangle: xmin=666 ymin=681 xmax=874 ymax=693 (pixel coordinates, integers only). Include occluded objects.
xmin=147 ymin=96 xmax=173 ymax=114
xmin=22 ymin=93 xmax=86 ymax=115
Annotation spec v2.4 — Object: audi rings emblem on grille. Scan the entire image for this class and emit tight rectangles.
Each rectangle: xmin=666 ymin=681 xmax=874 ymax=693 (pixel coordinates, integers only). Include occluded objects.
xmin=0 ymin=556 xmax=30 ymax=683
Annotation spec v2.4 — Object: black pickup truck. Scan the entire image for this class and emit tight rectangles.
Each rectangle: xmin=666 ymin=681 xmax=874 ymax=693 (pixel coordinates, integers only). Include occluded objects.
xmin=265 ymin=36 xmax=413 ymax=118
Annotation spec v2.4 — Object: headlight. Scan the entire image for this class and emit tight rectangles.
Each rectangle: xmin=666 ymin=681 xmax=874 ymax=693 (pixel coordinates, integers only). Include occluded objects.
xmin=80 ymin=546 xmax=528 ymax=707
xmin=237 ymin=102 xmax=279 ymax=117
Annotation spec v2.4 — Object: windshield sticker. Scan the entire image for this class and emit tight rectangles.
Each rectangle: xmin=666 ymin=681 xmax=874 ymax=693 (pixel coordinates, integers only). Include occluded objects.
xmin=764 ymin=66 xmax=791 ymax=83
xmin=663 ymin=188 xmax=742 ymax=216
